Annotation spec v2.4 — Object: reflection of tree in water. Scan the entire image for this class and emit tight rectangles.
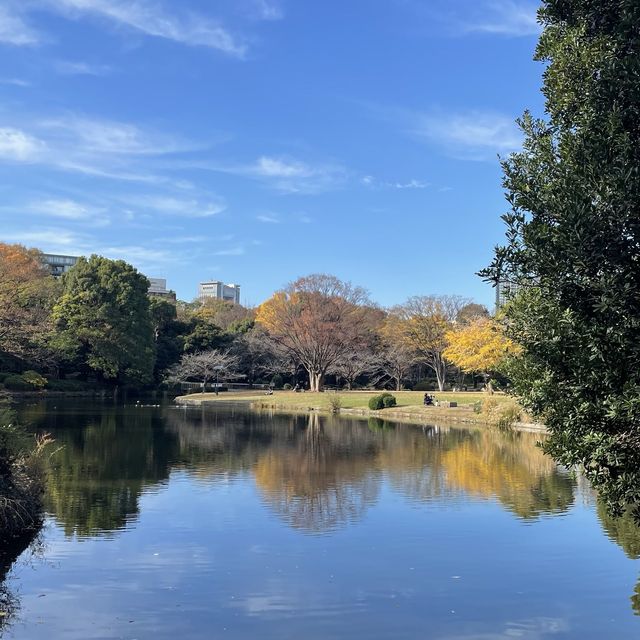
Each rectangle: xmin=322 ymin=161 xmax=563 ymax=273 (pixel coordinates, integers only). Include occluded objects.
xmin=254 ymin=413 xmax=381 ymax=533
xmin=597 ymin=502 xmax=640 ymax=615
xmin=27 ymin=403 xmax=179 ymax=537
xmin=376 ymin=426 xmax=574 ymax=520
xmin=0 ymin=533 xmax=38 ymax=632
xmin=439 ymin=429 xmax=575 ymax=519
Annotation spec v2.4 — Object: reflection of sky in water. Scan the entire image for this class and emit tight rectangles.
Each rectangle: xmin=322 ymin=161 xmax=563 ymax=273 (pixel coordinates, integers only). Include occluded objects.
xmin=3 ymin=401 xmax=640 ymax=639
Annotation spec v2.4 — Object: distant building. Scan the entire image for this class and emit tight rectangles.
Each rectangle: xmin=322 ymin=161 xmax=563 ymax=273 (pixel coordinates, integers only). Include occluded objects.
xmin=198 ymin=281 xmax=241 ymax=304
xmin=148 ymin=277 xmax=176 ymax=302
xmin=41 ymin=253 xmax=79 ymax=277
xmin=495 ymin=279 xmax=520 ymax=310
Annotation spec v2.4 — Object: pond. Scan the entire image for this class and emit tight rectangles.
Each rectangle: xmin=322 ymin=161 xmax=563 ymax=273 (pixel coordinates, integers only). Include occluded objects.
xmin=2 ymin=399 xmax=640 ymax=639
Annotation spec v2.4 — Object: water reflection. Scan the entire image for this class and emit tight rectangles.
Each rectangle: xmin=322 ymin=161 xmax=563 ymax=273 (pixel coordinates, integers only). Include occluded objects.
xmin=34 ymin=404 xmax=179 ymax=537
xmin=19 ymin=401 xmax=579 ymax=537
xmin=3 ymin=401 xmax=640 ymax=637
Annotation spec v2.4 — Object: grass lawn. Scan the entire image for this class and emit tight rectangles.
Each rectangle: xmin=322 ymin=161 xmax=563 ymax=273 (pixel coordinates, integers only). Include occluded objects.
xmin=176 ymin=389 xmax=510 ymax=411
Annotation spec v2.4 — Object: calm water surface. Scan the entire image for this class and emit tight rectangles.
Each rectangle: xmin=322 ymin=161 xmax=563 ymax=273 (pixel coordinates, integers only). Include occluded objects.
xmin=1 ymin=399 xmax=640 ymax=639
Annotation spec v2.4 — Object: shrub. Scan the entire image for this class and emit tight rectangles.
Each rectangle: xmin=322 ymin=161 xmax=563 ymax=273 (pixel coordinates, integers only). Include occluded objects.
xmin=283 ymin=383 xmax=292 ymax=390
xmin=382 ymin=395 xmax=397 ymax=408
xmin=328 ymin=394 xmax=342 ymax=413
xmin=47 ymin=379 xmax=95 ymax=392
xmin=3 ymin=375 xmax=31 ymax=392
xmin=271 ymin=374 xmax=284 ymax=389
xmin=22 ymin=371 xmax=47 ymax=389
xmin=414 ymin=380 xmax=434 ymax=391
xmin=368 ymin=395 xmax=384 ymax=410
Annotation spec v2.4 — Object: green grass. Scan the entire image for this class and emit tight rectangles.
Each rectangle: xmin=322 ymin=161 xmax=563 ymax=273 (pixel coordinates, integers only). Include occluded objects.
xmin=177 ymin=389 xmax=510 ymax=411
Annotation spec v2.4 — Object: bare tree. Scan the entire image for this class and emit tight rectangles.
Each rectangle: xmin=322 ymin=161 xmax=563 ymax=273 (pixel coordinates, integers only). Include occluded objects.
xmin=329 ymin=350 xmax=380 ymax=390
xmin=377 ymin=345 xmax=416 ymax=391
xmin=166 ymin=349 xmax=243 ymax=393
xmin=232 ymin=328 xmax=288 ymax=387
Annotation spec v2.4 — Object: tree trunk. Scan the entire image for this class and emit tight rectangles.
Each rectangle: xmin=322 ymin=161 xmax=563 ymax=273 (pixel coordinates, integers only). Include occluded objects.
xmin=308 ymin=370 xmax=325 ymax=392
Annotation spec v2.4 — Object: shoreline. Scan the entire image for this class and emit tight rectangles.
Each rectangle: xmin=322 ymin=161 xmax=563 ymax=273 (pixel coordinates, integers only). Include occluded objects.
xmin=175 ymin=393 xmax=546 ymax=433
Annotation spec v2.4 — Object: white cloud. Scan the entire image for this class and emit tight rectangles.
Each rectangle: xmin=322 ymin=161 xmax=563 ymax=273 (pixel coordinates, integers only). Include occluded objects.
xmin=256 ymin=214 xmax=280 ymax=224
xmin=214 ymin=155 xmax=346 ymax=194
xmin=0 ymin=78 xmax=32 ymax=87
xmin=464 ymin=1 xmax=540 ymax=37
xmin=252 ymin=0 xmax=283 ymax=21
xmin=0 ymin=6 xmax=41 ymax=46
xmin=127 ymin=195 xmax=225 ymax=218
xmin=214 ymin=247 xmax=245 ymax=256
xmin=53 ymin=60 xmax=112 ymax=76
xmin=41 ymin=0 xmax=247 ymax=56
xmin=413 ymin=110 xmax=522 ymax=159
xmin=28 ymin=198 xmax=100 ymax=220
xmin=39 ymin=115 xmax=189 ymax=156
xmin=0 ymin=127 xmax=46 ymax=162
xmin=253 ymin=156 xmax=315 ymax=179
xmin=394 ymin=179 xmax=428 ymax=189
xmin=1 ymin=228 xmax=87 ymax=252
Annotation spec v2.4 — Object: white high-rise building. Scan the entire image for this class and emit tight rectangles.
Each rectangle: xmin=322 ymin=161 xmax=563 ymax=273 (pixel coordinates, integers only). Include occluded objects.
xmin=198 ymin=281 xmax=241 ymax=304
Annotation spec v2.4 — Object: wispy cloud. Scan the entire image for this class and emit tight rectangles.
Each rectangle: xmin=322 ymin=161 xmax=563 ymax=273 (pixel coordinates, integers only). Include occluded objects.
xmin=463 ymin=1 xmax=540 ymax=37
xmin=256 ymin=213 xmax=280 ymax=224
xmin=0 ymin=127 xmax=46 ymax=162
xmin=411 ymin=110 xmax=521 ymax=160
xmin=0 ymin=78 xmax=32 ymax=87
xmin=27 ymin=198 xmax=106 ymax=221
xmin=252 ymin=0 xmax=283 ymax=20
xmin=362 ymin=175 xmax=429 ymax=189
xmin=0 ymin=5 xmax=41 ymax=46
xmin=213 ymin=155 xmax=346 ymax=194
xmin=40 ymin=0 xmax=247 ymax=57
xmin=1 ymin=227 xmax=88 ymax=253
xmin=214 ymin=246 xmax=245 ymax=256
xmin=126 ymin=194 xmax=226 ymax=218
xmin=53 ymin=60 xmax=112 ymax=76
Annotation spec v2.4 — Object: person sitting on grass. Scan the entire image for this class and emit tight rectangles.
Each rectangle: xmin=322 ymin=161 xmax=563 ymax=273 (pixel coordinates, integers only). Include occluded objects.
xmin=423 ymin=393 xmax=434 ymax=406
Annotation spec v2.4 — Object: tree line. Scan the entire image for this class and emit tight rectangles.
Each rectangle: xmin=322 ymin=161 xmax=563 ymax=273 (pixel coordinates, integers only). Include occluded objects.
xmin=0 ymin=244 xmax=513 ymax=393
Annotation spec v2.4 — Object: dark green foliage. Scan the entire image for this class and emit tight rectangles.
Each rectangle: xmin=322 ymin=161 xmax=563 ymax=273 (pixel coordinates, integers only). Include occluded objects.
xmin=368 ymin=393 xmax=395 ymax=410
xmin=52 ymin=256 xmax=155 ymax=386
xmin=271 ymin=374 xmax=284 ymax=389
xmin=482 ymin=1 xmax=640 ymax=515
xmin=182 ymin=318 xmax=226 ymax=354
xmin=382 ymin=395 xmax=397 ymax=408
xmin=3 ymin=375 xmax=31 ymax=391
xmin=283 ymin=383 xmax=292 ymax=390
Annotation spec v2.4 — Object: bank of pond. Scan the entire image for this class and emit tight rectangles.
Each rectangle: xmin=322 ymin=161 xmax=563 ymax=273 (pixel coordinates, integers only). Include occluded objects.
xmin=0 ymin=400 xmax=638 ymax=638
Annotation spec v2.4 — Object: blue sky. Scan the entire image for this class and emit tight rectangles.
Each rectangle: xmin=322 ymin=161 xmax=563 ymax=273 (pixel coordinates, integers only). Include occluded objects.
xmin=0 ymin=0 xmax=544 ymax=307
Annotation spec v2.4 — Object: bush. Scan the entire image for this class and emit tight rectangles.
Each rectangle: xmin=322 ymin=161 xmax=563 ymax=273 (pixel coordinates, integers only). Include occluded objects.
xmin=3 ymin=375 xmax=31 ymax=392
xmin=271 ymin=374 xmax=284 ymax=389
xmin=382 ymin=394 xmax=397 ymax=408
xmin=283 ymin=383 xmax=292 ymax=390
xmin=368 ymin=395 xmax=384 ymax=410
xmin=414 ymin=380 xmax=434 ymax=391
xmin=22 ymin=371 xmax=47 ymax=389
xmin=328 ymin=394 xmax=342 ymax=413
xmin=47 ymin=379 xmax=94 ymax=392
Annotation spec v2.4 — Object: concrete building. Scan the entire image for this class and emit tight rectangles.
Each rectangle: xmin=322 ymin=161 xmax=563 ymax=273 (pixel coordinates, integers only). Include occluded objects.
xmin=148 ymin=277 xmax=177 ymax=302
xmin=198 ymin=281 xmax=241 ymax=304
xmin=41 ymin=253 xmax=79 ymax=277
xmin=495 ymin=279 xmax=520 ymax=310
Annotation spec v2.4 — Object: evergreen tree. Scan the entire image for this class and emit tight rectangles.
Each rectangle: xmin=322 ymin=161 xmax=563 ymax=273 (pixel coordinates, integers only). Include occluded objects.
xmin=483 ymin=1 xmax=640 ymax=514
xmin=52 ymin=256 xmax=155 ymax=385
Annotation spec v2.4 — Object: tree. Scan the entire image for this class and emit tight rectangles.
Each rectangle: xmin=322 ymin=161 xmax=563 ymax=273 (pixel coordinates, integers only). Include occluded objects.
xmin=388 ymin=295 xmax=470 ymax=391
xmin=232 ymin=327 xmax=285 ymax=387
xmin=378 ymin=345 xmax=415 ymax=391
xmin=256 ymin=274 xmax=370 ymax=392
xmin=166 ymin=349 xmax=242 ymax=393
xmin=444 ymin=318 xmax=516 ymax=392
xmin=149 ymin=298 xmax=184 ymax=381
xmin=481 ymin=1 xmax=640 ymax=514
xmin=52 ymin=256 xmax=154 ymax=385
xmin=182 ymin=318 xmax=227 ymax=354
xmin=195 ymin=298 xmax=255 ymax=333
xmin=0 ymin=243 xmax=57 ymax=360
xmin=456 ymin=303 xmax=490 ymax=325
xmin=329 ymin=349 xmax=380 ymax=390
